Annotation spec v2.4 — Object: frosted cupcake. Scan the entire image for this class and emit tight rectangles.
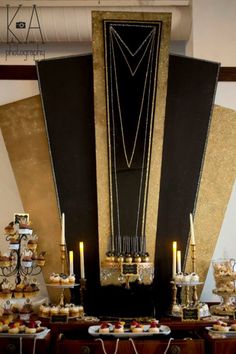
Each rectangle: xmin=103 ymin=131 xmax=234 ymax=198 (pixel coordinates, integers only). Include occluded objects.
xmin=191 ymin=273 xmax=200 ymax=282
xmin=25 ymin=321 xmax=37 ymax=334
xmin=148 ymin=321 xmax=160 ymax=333
xmin=114 ymin=322 xmax=124 ymax=333
xmin=8 ymin=323 xmax=19 ymax=334
xmin=132 ymin=324 xmax=143 ymax=333
xmin=99 ymin=322 xmax=110 ymax=334
xmin=50 ymin=306 xmax=59 ymax=315
xmin=68 ymin=274 xmax=76 ymax=284
xmin=130 ymin=320 xmax=139 ymax=331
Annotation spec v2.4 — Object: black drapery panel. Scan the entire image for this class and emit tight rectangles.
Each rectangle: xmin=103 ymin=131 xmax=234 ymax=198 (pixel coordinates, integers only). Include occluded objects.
xmin=36 ymin=55 xmax=100 ymax=313
xmin=154 ymin=54 xmax=219 ymax=315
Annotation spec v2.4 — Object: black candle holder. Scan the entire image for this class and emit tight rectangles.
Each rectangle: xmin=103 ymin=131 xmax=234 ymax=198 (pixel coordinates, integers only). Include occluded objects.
xmin=79 ymin=278 xmax=87 ymax=307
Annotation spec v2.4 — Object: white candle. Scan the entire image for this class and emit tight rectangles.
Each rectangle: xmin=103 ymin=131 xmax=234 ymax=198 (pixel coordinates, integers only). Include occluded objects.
xmin=79 ymin=242 xmax=85 ymax=279
xmin=177 ymin=250 xmax=181 ymax=273
xmin=172 ymin=241 xmax=177 ymax=278
xmin=61 ymin=213 xmax=65 ymax=245
xmin=190 ymin=213 xmax=196 ymax=245
xmin=69 ymin=250 xmax=74 ymax=275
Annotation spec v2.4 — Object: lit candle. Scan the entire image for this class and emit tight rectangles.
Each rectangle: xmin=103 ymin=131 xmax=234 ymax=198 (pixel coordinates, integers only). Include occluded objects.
xmin=189 ymin=213 xmax=196 ymax=245
xmin=172 ymin=241 xmax=177 ymax=278
xmin=177 ymin=250 xmax=181 ymax=273
xmin=61 ymin=213 xmax=65 ymax=245
xmin=79 ymin=242 xmax=85 ymax=279
xmin=69 ymin=251 xmax=74 ymax=275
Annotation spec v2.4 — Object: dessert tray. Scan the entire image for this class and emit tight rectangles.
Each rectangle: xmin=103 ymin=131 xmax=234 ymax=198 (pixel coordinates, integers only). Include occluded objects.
xmin=45 ymin=283 xmax=79 ymax=288
xmin=0 ymin=327 xmax=50 ymax=339
xmin=88 ymin=325 xmax=171 ymax=338
xmin=206 ymin=327 xmax=236 ymax=337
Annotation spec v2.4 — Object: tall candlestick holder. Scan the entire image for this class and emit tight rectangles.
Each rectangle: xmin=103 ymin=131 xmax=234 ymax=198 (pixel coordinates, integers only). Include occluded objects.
xmin=191 ymin=243 xmax=198 ymax=305
xmin=60 ymin=243 xmax=67 ymax=274
xmin=79 ymin=278 xmax=87 ymax=307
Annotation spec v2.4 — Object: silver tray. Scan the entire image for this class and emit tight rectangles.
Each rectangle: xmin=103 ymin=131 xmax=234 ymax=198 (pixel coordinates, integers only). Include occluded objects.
xmin=45 ymin=283 xmax=79 ymax=288
xmin=206 ymin=327 xmax=236 ymax=337
xmin=0 ymin=327 xmax=50 ymax=339
xmin=88 ymin=325 xmax=171 ymax=338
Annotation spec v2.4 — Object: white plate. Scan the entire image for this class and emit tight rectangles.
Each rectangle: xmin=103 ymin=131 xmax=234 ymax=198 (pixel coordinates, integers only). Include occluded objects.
xmin=0 ymin=327 xmax=50 ymax=339
xmin=88 ymin=325 xmax=171 ymax=337
xmin=206 ymin=327 xmax=236 ymax=337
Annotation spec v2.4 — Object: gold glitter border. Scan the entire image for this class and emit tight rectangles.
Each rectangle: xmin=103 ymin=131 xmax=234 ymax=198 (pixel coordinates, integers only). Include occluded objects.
xmin=92 ymin=11 xmax=171 ymax=280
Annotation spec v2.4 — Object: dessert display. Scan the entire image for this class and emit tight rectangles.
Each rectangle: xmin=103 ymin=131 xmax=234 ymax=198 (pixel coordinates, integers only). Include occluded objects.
xmin=174 ymin=272 xmax=200 ymax=284
xmin=101 ymin=234 xmax=154 ymax=287
xmin=39 ymin=303 xmax=84 ymax=318
xmin=89 ymin=320 xmax=171 ymax=337
xmin=48 ymin=272 xmax=76 ymax=285
xmin=212 ymin=320 xmax=230 ymax=332
xmin=0 ymin=215 xmax=46 ymax=303
xmin=0 ymin=319 xmax=46 ymax=335
xmin=210 ymin=258 xmax=236 ymax=316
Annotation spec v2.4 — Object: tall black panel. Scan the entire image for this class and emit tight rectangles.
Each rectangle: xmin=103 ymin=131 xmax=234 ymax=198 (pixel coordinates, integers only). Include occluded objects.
xmin=36 ymin=55 xmax=100 ymax=313
xmin=154 ymin=55 xmax=219 ymax=315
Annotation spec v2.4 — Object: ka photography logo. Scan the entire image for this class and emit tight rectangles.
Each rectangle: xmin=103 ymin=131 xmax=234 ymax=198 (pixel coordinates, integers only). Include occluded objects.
xmin=3 ymin=4 xmax=46 ymax=61
xmin=16 ymin=21 xmax=26 ymax=29
xmin=5 ymin=4 xmax=44 ymax=43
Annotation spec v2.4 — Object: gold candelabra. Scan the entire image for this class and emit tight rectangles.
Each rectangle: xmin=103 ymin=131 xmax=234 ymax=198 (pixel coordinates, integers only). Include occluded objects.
xmin=60 ymin=243 xmax=67 ymax=274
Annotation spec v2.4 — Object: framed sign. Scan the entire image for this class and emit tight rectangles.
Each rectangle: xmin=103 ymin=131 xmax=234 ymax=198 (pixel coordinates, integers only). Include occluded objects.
xmin=121 ymin=263 xmax=138 ymax=276
xmin=181 ymin=307 xmax=200 ymax=321
xmin=50 ymin=314 xmax=68 ymax=323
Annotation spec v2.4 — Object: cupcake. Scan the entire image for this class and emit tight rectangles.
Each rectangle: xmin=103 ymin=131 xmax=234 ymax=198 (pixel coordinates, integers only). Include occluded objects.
xmin=130 ymin=320 xmax=139 ymax=331
xmin=18 ymin=320 xmax=26 ymax=333
xmin=25 ymin=321 xmax=37 ymax=334
xmin=9 ymin=238 xmax=20 ymax=250
xmin=36 ymin=252 xmax=46 ymax=267
xmin=132 ymin=323 xmax=143 ymax=333
xmin=4 ymin=222 xmax=15 ymax=235
xmin=0 ymin=279 xmax=13 ymax=299
xmin=39 ymin=304 xmax=50 ymax=318
xmin=69 ymin=305 xmax=80 ymax=317
xmin=50 ymin=273 xmax=60 ymax=284
xmin=183 ymin=273 xmax=192 ymax=283
xmin=27 ymin=239 xmax=37 ymax=252
xmin=14 ymin=285 xmax=24 ymax=299
xmin=68 ymin=274 xmax=76 ymax=284
xmin=2 ymin=308 xmax=14 ymax=322
xmin=148 ymin=321 xmax=160 ymax=333
xmin=114 ymin=322 xmax=124 ymax=333
xmin=59 ymin=307 xmax=69 ymax=316
xmin=99 ymin=322 xmax=110 ymax=334
xmin=24 ymin=285 xmax=35 ymax=298
xmin=1 ymin=288 xmax=12 ymax=299
xmin=174 ymin=272 xmax=184 ymax=283
xmin=22 ymin=250 xmax=33 ymax=268
xmin=50 ymin=306 xmax=59 ymax=315
xmin=19 ymin=303 xmax=32 ymax=321
xmin=8 ymin=323 xmax=19 ymax=334
xmin=60 ymin=274 xmax=69 ymax=285
xmin=191 ymin=273 xmax=200 ymax=282
xmin=0 ymin=255 xmax=12 ymax=267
